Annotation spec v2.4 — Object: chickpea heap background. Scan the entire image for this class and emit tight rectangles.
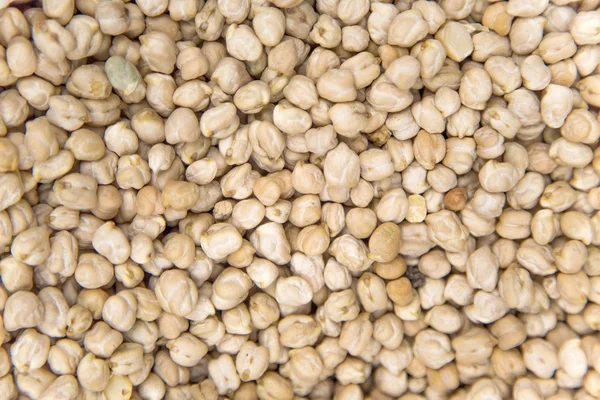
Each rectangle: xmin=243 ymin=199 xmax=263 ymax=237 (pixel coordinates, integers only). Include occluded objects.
xmin=0 ymin=0 xmax=600 ymax=399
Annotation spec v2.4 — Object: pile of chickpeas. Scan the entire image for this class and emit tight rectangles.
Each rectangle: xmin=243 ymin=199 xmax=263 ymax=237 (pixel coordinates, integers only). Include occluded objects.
xmin=0 ymin=0 xmax=600 ymax=398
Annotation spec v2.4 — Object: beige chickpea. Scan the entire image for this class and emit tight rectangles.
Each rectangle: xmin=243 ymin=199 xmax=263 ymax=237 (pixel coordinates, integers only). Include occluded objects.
xmin=318 ymin=203 xmax=343 ymax=239
xmin=323 ymin=143 xmax=361 ymax=190
xmin=23 ymin=119 xmax=59 ymax=167
xmin=304 ymin=48 xmax=339 ymax=83
xmin=3 ymin=291 xmax=44 ymax=331
xmin=208 ymin=353 xmax=241 ymax=394
xmin=294 ymin=223 xmax=329 ymax=256
xmin=94 ymin=0 xmax=129 ymax=36
xmin=570 ymin=10 xmax=600 ymax=45
xmin=386 ymin=9 xmax=428 ymax=48
xmin=143 ymin=73 xmax=176 ymax=117
xmin=10 ymin=328 xmax=50 ymax=375
xmin=472 ymin=30 xmax=512 ymax=63
xmin=130 ymin=108 xmax=165 ymax=144
xmin=245 ymin=258 xmax=277 ymax=290
xmin=464 ymin=290 xmax=509 ymax=324
xmin=252 ymin=7 xmax=285 ymax=47
xmin=385 ymin=276 xmax=412 ymax=307
xmin=103 ymin=120 xmax=138 ymax=157
xmin=248 ymin=292 xmax=279 ymax=329
xmin=31 ymin=18 xmax=76 ymax=65
xmin=256 ymin=372 xmax=293 ymax=400
xmin=496 ymin=209 xmax=532 ymax=240
xmin=282 ymin=75 xmax=318 ymax=111
xmin=366 ymin=222 xmax=401 ymax=264
xmin=328 ymin=101 xmax=368 ymax=139
xmin=165 ymin=333 xmax=208 ymax=368
xmin=157 ymin=312 xmax=190 ymax=342
xmin=540 ymin=84 xmax=573 ymax=129
xmin=48 ymin=339 xmax=83 ymax=375
xmin=0 ymin=89 xmax=28 ymax=128
xmin=46 ymin=95 xmax=89 ymax=132
xmin=343 ymin=208 xmax=375 ymax=239
xmin=74 ymin=253 xmax=113 ymax=289
xmin=317 ymin=69 xmax=357 ymax=104
xmin=274 ymin=275 xmax=313 ymax=307
xmin=0 ymin=9 xmax=29 ymax=48
xmin=338 ymin=52 xmax=381 ymax=91
xmin=195 ymin=0 xmax=225 ymax=41
xmin=248 ymin=122 xmax=285 ymax=165
xmin=6 ymin=36 xmax=36 ymax=78
xmin=10 ymin=225 xmax=50 ymax=266
xmin=36 ymin=286 xmax=69 ymax=338
xmin=65 ymin=15 xmax=104 ymax=61
xmin=154 ymin=269 xmax=198 ymax=316
xmin=489 ymin=314 xmax=527 ymax=351
xmin=235 ymin=341 xmax=269 ymax=382
xmin=375 ymin=188 xmax=409 ymax=224
xmin=309 ymin=15 xmax=342 ymax=49
xmin=63 ymin=128 xmax=106 ymax=162
xmin=434 ymin=21 xmax=473 ymax=63
xmin=289 ymin=161 xmax=325 ymax=195
xmin=459 ymin=68 xmax=493 ymax=110
xmin=200 ymin=102 xmax=240 ymax=139
xmin=226 ymin=24 xmax=263 ymax=63
xmin=367 ymin=75 xmax=413 ymax=113
xmin=0 ymin=375 xmax=16 ymax=399
xmin=509 ymin=16 xmax=546 ymax=55
xmin=354 ymin=273 xmax=387 ymax=314
xmin=168 ymin=0 xmax=200 ymax=21
xmin=413 ymin=130 xmax=446 ymax=170
xmin=478 ymin=160 xmax=520 ymax=193
xmin=211 ymin=267 xmax=253 ymax=310
xmin=465 ymin=245 xmax=499 ymax=292
xmin=115 ymin=155 xmax=151 ymax=190
xmin=550 ymin=137 xmax=594 ymax=169
xmin=114 ymin=261 xmax=144 ymax=289
xmin=366 ymin=3 xmax=398 ymax=45
xmin=232 ymin=81 xmax=270 ymax=114
xmin=66 ymin=304 xmax=93 ymax=340
xmin=138 ymin=372 xmax=166 ymax=400
xmin=324 ymin=258 xmax=352 ymax=292
xmin=441 ymin=138 xmax=476 ymax=175
xmin=281 ymin=3 xmax=315 ymax=37
xmin=175 ymin=47 xmax=208 ymax=82
xmin=65 ymin=65 xmax=110 ymax=101
xmin=521 ymin=339 xmax=560 ymax=379
xmin=139 ymin=32 xmax=178 ymax=75
xmin=530 ymin=210 xmax=560 ymax=247
xmin=474 ymin=127 xmax=504 ymax=162
xmin=359 ymin=149 xmax=395 ymax=182
xmin=445 ymin=105 xmax=480 ymax=139
xmin=100 ymin=290 xmax=137 ymax=333
xmin=164 ymin=108 xmax=200 ymax=145
xmin=425 ymin=210 xmax=469 ymax=253
xmin=577 ymin=75 xmax=600 ymax=108
xmin=485 ymin=56 xmax=522 ymax=96
xmin=560 ymin=109 xmax=600 ymax=145
xmin=329 ymin=234 xmax=373 ymax=272
xmin=413 ymin=329 xmax=455 ymax=370
xmin=573 ymin=45 xmax=600 ymax=78
xmin=341 ymin=26 xmax=369 ymax=53
xmin=506 ymin=172 xmax=544 ymax=210
xmin=77 ymin=352 xmax=110 ymax=392
xmin=321 ymin=288 xmax=359 ymax=324
xmin=519 ymin=55 xmax=552 ymax=92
